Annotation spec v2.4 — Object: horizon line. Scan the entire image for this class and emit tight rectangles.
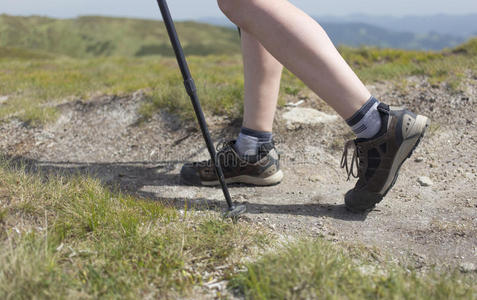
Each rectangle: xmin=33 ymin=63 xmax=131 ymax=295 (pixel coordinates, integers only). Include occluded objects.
xmin=2 ymin=12 xmax=477 ymax=21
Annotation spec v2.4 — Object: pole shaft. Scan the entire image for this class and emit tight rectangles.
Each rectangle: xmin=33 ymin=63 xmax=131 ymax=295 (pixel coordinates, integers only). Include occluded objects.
xmin=156 ymin=0 xmax=234 ymax=209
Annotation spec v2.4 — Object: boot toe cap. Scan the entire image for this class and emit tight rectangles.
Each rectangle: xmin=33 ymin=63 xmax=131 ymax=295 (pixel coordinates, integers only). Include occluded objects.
xmin=344 ymin=189 xmax=382 ymax=212
xmin=180 ymin=163 xmax=202 ymax=186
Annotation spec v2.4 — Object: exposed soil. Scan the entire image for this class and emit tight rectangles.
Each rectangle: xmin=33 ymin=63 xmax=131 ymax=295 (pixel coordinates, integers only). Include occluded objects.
xmin=1 ymin=77 xmax=476 ymax=272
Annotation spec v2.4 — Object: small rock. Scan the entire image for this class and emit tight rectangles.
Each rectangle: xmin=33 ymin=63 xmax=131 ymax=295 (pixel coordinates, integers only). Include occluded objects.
xmin=283 ymin=107 xmax=338 ymax=129
xmin=464 ymin=172 xmax=475 ymax=180
xmin=132 ymin=90 xmax=146 ymax=101
xmin=285 ymin=99 xmax=305 ymax=107
xmin=308 ymin=174 xmax=324 ymax=183
xmin=286 ymin=122 xmax=299 ymax=131
xmin=417 ymin=176 xmax=433 ymax=187
xmin=414 ymin=157 xmax=424 ymax=163
xmin=0 ymin=96 xmax=8 ymax=104
xmin=459 ymin=262 xmax=477 ymax=273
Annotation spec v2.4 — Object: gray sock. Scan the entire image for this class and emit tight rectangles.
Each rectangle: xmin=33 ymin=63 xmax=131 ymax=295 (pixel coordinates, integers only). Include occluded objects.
xmin=346 ymin=96 xmax=382 ymax=139
xmin=234 ymin=127 xmax=272 ymax=156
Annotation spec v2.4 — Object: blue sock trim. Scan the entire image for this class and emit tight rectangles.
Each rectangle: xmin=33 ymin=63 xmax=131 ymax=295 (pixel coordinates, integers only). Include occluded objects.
xmin=240 ymin=127 xmax=272 ymax=142
xmin=346 ymin=96 xmax=379 ymax=127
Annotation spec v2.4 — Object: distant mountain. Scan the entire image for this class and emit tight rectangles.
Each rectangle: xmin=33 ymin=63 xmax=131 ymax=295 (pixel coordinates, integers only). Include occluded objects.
xmin=196 ymin=16 xmax=466 ymax=50
xmin=321 ymin=22 xmax=465 ymax=50
xmin=199 ymin=14 xmax=477 ymax=39
xmin=318 ymin=14 xmax=477 ymax=39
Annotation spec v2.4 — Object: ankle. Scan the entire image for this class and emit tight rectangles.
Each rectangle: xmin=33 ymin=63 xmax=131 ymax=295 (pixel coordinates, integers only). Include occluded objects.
xmin=234 ymin=127 xmax=272 ymax=156
xmin=346 ymin=96 xmax=382 ymax=139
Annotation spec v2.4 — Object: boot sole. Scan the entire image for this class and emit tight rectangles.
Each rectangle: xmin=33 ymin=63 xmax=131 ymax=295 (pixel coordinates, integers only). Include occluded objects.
xmin=201 ymin=169 xmax=284 ymax=186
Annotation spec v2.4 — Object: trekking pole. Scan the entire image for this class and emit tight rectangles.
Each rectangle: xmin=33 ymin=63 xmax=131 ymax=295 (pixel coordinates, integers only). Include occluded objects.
xmin=156 ymin=0 xmax=246 ymax=219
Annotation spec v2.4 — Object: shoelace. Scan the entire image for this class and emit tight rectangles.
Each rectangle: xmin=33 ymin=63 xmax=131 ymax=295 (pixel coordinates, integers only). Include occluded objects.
xmin=192 ymin=141 xmax=234 ymax=167
xmin=215 ymin=140 xmax=238 ymax=167
xmin=216 ymin=140 xmax=235 ymax=153
xmin=340 ymin=140 xmax=360 ymax=181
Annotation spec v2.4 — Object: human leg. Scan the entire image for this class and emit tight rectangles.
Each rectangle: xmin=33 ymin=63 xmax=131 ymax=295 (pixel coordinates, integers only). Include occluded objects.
xmin=217 ymin=0 xmax=429 ymax=211
xmin=180 ymin=29 xmax=284 ymax=186
xmin=241 ymin=29 xmax=283 ymax=132
xmin=217 ymin=0 xmax=370 ymax=119
xmin=234 ymin=29 xmax=283 ymax=156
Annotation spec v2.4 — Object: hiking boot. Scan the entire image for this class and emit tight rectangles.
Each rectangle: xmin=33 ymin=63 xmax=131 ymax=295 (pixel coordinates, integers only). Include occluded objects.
xmin=180 ymin=140 xmax=283 ymax=186
xmin=341 ymin=103 xmax=430 ymax=212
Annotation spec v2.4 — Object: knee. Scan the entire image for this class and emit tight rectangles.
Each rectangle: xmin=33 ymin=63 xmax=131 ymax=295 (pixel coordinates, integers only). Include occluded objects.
xmin=217 ymin=0 xmax=253 ymax=24
xmin=217 ymin=0 xmax=236 ymax=19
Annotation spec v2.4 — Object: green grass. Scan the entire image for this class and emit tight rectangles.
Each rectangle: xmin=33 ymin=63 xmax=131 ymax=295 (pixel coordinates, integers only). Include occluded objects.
xmin=0 ymin=158 xmax=272 ymax=298
xmin=452 ymin=38 xmax=477 ymax=56
xmin=0 ymin=51 xmax=303 ymax=123
xmin=0 ymin=46 xmax=54 ymax=60
xmin=340 ymin=45 xmax=477 ymax=92
xmin=0 ymin=162 xmax=475 ymax=298
xmin=230 ymin=240 xmax=476 ymax=299
xmin=0 ymin=54 xmax=247 ymax=123
xmin=1 ymin=21 xmax=476 ymax=125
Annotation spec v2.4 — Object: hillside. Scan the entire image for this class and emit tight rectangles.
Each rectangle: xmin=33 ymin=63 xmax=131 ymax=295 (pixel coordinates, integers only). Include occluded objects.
xmin=319 ymin=13 xmax=477 ymax=38
xmin=0 ymin=14 xmax=241 ymax=58
xmin=0 ymin=45 xmax=53 ymax=59
xmin=1 ymin=36 xmax=476 ymax=126
xmin=0 ymin=14 xmax=469 ymax=57
xmin=322 ymin=22 xmax=464 ymax=50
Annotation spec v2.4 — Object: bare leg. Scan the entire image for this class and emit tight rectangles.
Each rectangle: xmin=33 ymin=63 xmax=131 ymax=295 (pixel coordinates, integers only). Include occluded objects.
xmin=218 ymin=0 xmax=370 ymax=119
xmin=241 ymin=30 xmax=283 ymax=132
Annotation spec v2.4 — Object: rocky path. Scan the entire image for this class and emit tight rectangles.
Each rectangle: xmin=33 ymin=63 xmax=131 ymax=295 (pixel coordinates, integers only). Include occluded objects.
xmin=1 ymin=78 xmax=476 ymax=270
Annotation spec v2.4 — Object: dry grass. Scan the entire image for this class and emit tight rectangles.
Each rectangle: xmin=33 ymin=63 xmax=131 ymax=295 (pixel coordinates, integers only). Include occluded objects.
xmin=230 ymin=240 xmax=477 ymax=299
xmin=0 ymin=158 xmax=272 ymax=298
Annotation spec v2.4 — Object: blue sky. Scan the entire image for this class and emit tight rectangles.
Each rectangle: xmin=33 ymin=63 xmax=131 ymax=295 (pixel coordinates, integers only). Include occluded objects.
xmin=2 ymin=0 xmax=477 ymax=20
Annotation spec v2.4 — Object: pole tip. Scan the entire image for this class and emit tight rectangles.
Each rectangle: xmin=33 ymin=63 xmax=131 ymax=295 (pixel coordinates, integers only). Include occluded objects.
xmin=223 ymin=204 xmax=247 ymax=221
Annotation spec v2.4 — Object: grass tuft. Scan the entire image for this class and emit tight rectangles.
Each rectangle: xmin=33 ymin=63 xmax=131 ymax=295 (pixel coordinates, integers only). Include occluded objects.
xmin=0 ymin=158 xmax=272 ymax=298
xmin=230 ymin=240 xmax=476 ymax=299
xmin=452 ymin=38 xmax=477 ymax=56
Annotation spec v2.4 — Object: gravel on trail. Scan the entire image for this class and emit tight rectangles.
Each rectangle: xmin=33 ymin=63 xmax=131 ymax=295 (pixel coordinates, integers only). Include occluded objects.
xmin=1 ymin=76 xmax=476 ymax=270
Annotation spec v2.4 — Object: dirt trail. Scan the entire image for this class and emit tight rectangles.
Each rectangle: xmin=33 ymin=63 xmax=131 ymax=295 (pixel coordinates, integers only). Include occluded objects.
xmin=1 ymin=78 xmax=476 ymax=269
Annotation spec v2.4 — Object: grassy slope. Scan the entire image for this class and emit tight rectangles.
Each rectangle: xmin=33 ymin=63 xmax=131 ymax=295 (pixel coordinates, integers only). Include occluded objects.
xmin=0 ymin=15 xmax=240 ymax=58
xmin=0 ymin=160 xmax=475 ymax=298
xmin=1 ymin=39 xmax=476 ymax=125
xmin=0 ymin=52 xmax=247 ymax=124
xmin=0 ymin=46 xmax=54 ymax=60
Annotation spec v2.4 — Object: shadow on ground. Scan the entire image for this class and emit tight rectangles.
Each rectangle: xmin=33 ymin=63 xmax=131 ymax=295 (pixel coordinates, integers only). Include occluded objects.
xmin=3 ymin=155 xmax=368 ymax=221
